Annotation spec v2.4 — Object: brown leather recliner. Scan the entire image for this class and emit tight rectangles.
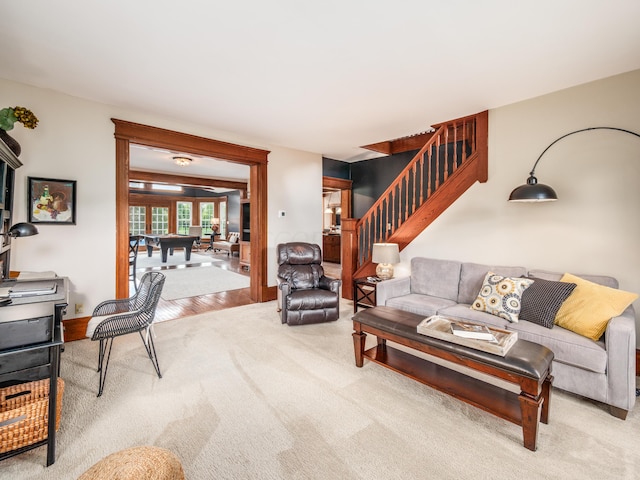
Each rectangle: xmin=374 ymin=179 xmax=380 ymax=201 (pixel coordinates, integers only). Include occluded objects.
xmin=276 ymin=242 xmax=341 ymax=325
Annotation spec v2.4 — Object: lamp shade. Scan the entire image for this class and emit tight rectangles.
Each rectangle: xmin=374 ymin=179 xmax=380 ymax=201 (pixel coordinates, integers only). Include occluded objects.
xmin=508 ymin=175 xmax=558 ymax=202
xmin=8 ymin=222 xmax=39 ymax=237
xmin=372 ymin=243 xmax=400 ymax=264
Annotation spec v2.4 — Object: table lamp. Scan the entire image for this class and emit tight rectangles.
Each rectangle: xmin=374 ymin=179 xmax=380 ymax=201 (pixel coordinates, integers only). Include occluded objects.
xmin=372 ymin=243 xmax=400 ymax=280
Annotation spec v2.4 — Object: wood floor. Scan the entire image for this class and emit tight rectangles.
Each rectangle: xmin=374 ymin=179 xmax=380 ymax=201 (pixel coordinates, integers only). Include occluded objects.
xmin=138 ymin=253 xmax=342 ymax=323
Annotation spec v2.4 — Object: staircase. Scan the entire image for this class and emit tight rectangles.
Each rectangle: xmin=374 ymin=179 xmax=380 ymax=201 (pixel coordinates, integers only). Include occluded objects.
xmin=341 ymin=111 xmax=488 ymax=299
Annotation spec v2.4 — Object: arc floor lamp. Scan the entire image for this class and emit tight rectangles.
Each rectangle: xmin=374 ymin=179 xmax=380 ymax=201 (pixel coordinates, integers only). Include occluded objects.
xmin=508 ymin=127 xmax=640 ymax=202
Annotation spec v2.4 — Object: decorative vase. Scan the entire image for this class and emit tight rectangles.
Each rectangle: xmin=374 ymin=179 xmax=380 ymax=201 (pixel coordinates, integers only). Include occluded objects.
xmin=0 ymin=129 xmax=21 ymax=156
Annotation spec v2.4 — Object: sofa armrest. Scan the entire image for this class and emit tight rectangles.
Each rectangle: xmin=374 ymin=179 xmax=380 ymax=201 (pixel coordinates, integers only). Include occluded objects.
xmin=605 ymin=305 xmax=636 ymax=413
xmin=376 ymin=276 xmax=411 ymax=306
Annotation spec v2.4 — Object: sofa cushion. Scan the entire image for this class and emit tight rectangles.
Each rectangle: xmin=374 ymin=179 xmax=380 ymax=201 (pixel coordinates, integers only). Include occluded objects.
xmin=519 ymin=278 xmax=577 ymax=328
xmin=554 ymin=273 xmax=638 ymax=341
xmin=470 ymin=272 xmax=533 ymax=322
xmin=386 ymin=294 xmax=456 ymax=317
xmin=509 ymin=320 xmax=607 ymax=373
xmin=458 ymin=262 xmax=527 ymax=304
xmin=410 ymin=257 xmax=461 ymax=301
xmin=528 ymin=269 xmax=618 ymax=288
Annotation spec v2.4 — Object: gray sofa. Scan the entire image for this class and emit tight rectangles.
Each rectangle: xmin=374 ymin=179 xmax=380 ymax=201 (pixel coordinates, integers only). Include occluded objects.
xmin=376 ymin=257 xmax=636 ymax=419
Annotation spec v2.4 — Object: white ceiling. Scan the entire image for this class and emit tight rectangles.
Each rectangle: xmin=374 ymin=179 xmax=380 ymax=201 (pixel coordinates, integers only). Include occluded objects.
xmin=1 ymin=1 xmax=639 ymax=167
xmin=129 ymin=144 xmax=249 ymax=183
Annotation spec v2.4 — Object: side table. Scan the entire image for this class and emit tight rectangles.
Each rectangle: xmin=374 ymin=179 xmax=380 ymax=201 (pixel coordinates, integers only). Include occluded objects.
xmin=353 ymin=277 xmax=380 ymax=313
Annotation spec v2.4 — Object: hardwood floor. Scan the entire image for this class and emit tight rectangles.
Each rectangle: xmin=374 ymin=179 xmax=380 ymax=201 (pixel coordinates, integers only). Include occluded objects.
xmin=137 ymin=253 xmax=342 ymax=323
xmin=136 ymin=250 xmax=253 ymax=322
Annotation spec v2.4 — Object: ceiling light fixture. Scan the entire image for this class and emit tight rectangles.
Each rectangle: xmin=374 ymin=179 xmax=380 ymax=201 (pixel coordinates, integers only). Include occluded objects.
xmin=173 ymin=156 xmax=192 ymax=167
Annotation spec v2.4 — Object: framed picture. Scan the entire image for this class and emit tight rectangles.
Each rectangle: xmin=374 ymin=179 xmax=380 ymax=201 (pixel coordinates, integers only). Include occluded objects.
xmin=28 ymin=177 xmax=77 ymax=224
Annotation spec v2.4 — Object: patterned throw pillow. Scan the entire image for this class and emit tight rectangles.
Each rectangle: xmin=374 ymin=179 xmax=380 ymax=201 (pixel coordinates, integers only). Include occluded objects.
xmin=471 ymin=272 xmax=533 ymax=323
xmin=519 ymin=277 xmax=577 ymax=328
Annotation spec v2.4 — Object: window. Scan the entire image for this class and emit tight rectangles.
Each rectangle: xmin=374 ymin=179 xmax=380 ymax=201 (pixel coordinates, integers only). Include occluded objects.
xmin=199 ymin=199 xmax=227 ymax=237
xmin=151 ymin=207 xmax=169 ymax=234
xmin=129 ymin=206 xmax=146 ymax=235
xmin=176 ymin=202 xmax=192 ymax=235
xmin=200 ymin=202 xmax=214 ymax=236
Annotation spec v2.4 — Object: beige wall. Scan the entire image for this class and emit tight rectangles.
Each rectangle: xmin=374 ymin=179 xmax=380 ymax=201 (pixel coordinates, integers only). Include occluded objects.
xmin=2 ymin=70 xmax=639 ymax=343
xmin=0 ymin=79 xmax=323 ymax=318
xmin=401 ymin=69 xmax=640 ymax=343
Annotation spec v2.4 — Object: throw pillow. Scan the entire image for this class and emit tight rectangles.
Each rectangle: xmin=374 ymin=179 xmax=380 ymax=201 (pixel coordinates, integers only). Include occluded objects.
xmin=519 ymin=277 xmax=577 ymax=329
xmin=554 ymin=273 xmax=638 ymax=341
xmin=471 ymin=272 xmax=533 ymax=323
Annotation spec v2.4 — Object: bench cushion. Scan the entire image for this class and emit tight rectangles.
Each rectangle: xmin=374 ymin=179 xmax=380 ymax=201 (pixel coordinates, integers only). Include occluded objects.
xmin=354 ymin=306 xmax=553 ymax=380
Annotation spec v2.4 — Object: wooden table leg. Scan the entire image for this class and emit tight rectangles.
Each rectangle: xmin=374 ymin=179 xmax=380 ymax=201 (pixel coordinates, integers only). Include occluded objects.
xmin=519 ymin=391 xmax=542 ymax=451
xmin=352 ymin=322 xmax=366 ymax=367
xmin=540 ymin=374 xmax=553 ymax=424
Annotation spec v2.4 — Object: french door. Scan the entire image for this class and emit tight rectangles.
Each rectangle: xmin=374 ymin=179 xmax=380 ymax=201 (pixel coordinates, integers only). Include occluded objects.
xmin=129 ymin=205 xmax=170 ymax=235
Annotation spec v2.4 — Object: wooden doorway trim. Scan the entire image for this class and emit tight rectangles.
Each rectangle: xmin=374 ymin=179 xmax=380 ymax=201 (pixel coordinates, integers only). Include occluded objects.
xmin=112 ymin=119 xmax=270 ymax=302
xmin=323 ymin=176 xmax=352 ymax=218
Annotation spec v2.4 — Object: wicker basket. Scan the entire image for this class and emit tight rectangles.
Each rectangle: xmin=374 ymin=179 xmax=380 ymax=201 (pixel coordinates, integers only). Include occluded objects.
xmin=0 ymin=378 xmax=64 ymax=454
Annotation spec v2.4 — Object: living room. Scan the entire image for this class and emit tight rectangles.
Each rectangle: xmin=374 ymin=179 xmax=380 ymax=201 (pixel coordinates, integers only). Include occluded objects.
xmin=1 ymin=2 xmax=639 ymax=478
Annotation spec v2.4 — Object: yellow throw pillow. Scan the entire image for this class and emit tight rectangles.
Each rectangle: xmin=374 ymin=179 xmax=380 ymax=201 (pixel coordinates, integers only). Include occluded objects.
xmin=554 ymin=273 xmax=638 ymax=341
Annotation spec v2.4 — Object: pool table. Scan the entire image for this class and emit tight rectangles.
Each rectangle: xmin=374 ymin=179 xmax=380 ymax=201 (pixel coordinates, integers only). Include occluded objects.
xmin=142 ymin=234 xmax=199 ymax=263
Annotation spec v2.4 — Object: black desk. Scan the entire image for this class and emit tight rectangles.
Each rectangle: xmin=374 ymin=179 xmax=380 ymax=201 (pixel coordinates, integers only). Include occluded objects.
xmin=0 ymin=276 xmax=68 ymax=466
xmin=142 ymin=234 xmax=199 ymax=262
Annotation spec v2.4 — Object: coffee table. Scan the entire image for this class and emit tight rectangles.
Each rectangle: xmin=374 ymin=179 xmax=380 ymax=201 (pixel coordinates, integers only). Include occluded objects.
xmin=352 ymin=306 xmax=554 ymax=451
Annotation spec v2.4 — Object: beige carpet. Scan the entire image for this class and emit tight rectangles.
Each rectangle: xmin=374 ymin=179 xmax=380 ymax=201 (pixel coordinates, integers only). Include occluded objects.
xmin=2 ymin=301 xmax=639 ymax=480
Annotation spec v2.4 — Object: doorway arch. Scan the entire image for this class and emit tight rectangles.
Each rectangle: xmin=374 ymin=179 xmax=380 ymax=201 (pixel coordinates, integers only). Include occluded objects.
xmin=113 ymin=119 xmax=270 ymax=302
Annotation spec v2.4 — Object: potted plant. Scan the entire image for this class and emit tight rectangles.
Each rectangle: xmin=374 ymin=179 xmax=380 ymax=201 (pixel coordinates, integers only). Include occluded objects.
xmin=0 ymin=106 xmax=39 ymax=156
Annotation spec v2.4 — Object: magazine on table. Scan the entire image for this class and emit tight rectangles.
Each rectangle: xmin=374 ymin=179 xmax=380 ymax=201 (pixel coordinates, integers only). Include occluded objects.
xmin=450 ymin=321 xmax=497 ymax=342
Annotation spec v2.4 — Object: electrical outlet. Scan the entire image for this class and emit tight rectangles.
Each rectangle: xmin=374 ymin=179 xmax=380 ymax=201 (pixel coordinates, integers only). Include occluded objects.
xmin=75 ymin=303 xmax=84 ymax=314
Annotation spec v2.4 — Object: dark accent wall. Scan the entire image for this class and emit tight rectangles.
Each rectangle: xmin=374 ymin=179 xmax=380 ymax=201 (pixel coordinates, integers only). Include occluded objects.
xmin=226 ymin=192 xmax=241 ymax=232
xmin=322 ymin=157 xmax=350 ymax=179
xmin=350 ymin=150 xmax=418 ymax=218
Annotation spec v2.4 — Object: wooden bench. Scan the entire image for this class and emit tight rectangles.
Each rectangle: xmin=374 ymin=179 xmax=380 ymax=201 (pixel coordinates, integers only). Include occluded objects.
xmin=352 ymin=306 xmax=554 ymax=451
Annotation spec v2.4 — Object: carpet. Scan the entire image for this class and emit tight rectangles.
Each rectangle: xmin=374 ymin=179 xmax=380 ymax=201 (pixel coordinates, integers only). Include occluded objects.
xmin=1 ymin=301 xmax=639 ymax=480
xmin=159 ymin=265 xmax=250 ymax=301
xmin=136 ymin=252 xmax=221 ymax=269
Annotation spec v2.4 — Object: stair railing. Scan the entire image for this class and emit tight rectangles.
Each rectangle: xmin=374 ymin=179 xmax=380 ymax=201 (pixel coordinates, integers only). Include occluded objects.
xmin=355 ymin=113 xmax=479 ymax=268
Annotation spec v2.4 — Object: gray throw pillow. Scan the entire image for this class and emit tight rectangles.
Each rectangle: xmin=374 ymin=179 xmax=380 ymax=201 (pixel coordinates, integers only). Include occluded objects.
xmin=519 ymin=277 xmax=577 ymax=328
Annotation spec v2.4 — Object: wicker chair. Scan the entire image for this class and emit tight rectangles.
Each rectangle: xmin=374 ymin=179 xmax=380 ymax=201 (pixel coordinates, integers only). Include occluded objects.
xmin=85 ymin=272 xmax=166 ymax=397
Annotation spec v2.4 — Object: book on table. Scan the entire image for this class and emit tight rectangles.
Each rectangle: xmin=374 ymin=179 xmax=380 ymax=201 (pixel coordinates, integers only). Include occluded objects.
xmin=416 ymin=315 xmax=518 ymax=357
xmin=9 ymin=281 xmax=58 ymax=297
xmin=450 ymin=321 xmax=497 ymax=342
